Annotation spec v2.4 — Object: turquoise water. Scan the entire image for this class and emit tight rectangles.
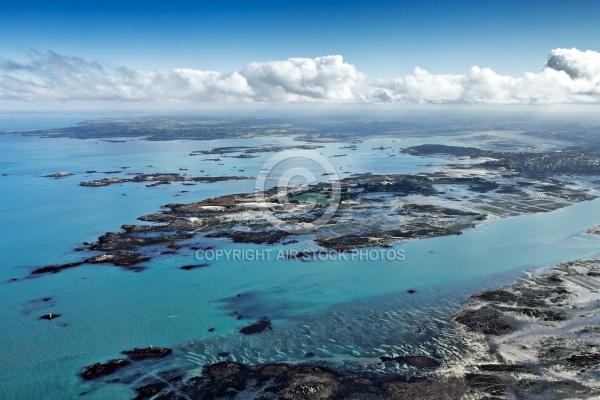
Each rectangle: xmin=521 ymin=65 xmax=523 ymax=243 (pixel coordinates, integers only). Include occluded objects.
xmin=1 ymin=123 xmax=600 ymax=399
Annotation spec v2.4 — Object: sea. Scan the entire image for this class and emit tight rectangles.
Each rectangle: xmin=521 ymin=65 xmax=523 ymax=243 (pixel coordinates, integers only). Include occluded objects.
xmin=1 ymin=114 xmax=600 ymax=399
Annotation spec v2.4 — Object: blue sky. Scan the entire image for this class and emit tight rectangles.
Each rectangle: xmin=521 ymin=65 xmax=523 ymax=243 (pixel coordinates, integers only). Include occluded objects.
xmin=2 ymin=0 xmax=599 ymax=78
xmin=1 ymin=1 xmax=600 ymax=106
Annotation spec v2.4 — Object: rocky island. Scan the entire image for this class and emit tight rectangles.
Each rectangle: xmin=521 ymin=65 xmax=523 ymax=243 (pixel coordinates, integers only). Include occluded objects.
xmin=80 ymin=172 xmax=251 ymax=187
xmin=25 ymin=144 xmax=600 ymax=277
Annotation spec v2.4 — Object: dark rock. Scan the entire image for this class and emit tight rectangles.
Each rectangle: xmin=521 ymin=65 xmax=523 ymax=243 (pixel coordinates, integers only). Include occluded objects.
xmin=39 ymin=313 xmax=61 ymax=320
xmin=122 ymin=358 xmax=471 ymax=400
xmin=32 ymin=261 xmax=83 ymax=275
xmin=80 ymin=359 xmax=130 ymax=380
xmin=379 ymin=355 xmax=440 ymax=368
xmin=477 ymin=363 xmax=531 ymax=373
xmin=454 ymin=306 xmax=518 ymax=335
xmin=180 ymin=263 xmax=210 ymax=271
xmin=133 ymin=381 xmax=168 ymax=400
xmin=385 ymin=379 xmax=467 ymax=400
xmin=565 ymin=353 xmax=600 ymax=369
xmin=305 ymin=352 xmax=316 ymax=358
xmin=407 ymin=289 xmax=416 ymax=294
xmin=240 ymin=317 xmax=272 ymax=335
xmin=122 ymin=346 xmax=172 ymax=360
xmin=464 ymin=373 xmax=508 ymax=397
xmin=31 ymin=252 xmax=150 ymax=276
xmin=473 ymin=289 xmax=518 ymax=303
xmin=207 ymin=230 xmax=290 ymax=244
xmin=278 ymin=365 xmax=339 ymax=400
xmin=201 ymin=362 xmax=249 ymax=397
xmin=260 ymin=364 xmax=289 ymax=377
xmin=520 ymin=307 xmax=566 ymax=321
xmin=206 ymin=361 xmax=247 ymax=379
xmin=87 ymin=252 xmax=151 ymax=267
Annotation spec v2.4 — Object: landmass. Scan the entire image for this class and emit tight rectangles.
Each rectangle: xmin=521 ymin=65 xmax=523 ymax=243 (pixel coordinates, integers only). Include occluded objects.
xmin=26 ymin=144 xmax=600 ymax=276
xmin=80 ymin=172 xmax=251 ymax=187
xmin=8 ymin=114 xmax=600 ymax=151
xmin=189 ymin=144 xmax=323 ymax=156
xmin=446 ymin=258 xmax=600 ymax=399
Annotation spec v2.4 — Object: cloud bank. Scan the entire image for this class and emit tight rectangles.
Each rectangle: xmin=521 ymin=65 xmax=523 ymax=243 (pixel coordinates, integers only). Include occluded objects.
xmin=1 ymin=48 xmax=599 ymax=104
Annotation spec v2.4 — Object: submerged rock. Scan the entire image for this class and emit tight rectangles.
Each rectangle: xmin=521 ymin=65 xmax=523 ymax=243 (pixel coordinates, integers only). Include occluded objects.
xmin=133 ymin=381 xmax=168 ymax=400
xmin=240 ymin=317 xmax=272 ymax=335
xmin=80 ymin=359 xmax=130 ymax=381
xmin=180 ymin=263 xmax=210 ymax=270
xmin=80 ymin=346 xmax=173 ymax=382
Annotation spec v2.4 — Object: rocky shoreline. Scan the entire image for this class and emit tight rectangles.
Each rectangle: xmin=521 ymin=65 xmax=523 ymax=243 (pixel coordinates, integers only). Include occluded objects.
xmin=80 ymin=172 xmax=251 ymax=187
xmin=18 ymin=143 xmax=600 ymax=279
xmin=77 ymin=258 xmax=600 ymax=399
xmin=445 ymin=258 xmax=600 ymax=399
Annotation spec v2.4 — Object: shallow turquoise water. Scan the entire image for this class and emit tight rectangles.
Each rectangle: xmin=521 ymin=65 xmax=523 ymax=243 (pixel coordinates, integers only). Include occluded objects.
xmin=1 ymin=124 xmax=600 ymax=399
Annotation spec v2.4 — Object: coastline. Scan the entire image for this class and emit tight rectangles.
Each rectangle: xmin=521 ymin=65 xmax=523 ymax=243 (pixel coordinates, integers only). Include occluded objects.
xmin=445 ymin=259 xmax=600 ymax=399
xmin=75 ymin=258 xmax=600 ymax=399
xmin=3 ymin=127 xmax=600 ymax=396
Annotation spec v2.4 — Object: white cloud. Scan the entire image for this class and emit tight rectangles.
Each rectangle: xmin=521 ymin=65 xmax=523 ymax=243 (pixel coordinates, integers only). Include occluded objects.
xmin=241 ymin=55 xmax=364 ymax=101
xmin=1 ymin=48 xmax=600 ymax=104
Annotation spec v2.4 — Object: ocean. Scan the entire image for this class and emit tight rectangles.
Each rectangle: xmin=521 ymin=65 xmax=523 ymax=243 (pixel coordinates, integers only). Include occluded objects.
xmin=1 ymin=115 xmax=600 ymax=399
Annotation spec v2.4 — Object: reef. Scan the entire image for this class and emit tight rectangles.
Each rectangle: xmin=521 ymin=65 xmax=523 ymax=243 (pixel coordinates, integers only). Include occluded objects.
xmin=239 ymin=317 xmax=272 ymax=335
xmin=122 ymin=347 xmax=173 ymax=360
xmin=80 ymin=172 xmax=250 ymax=187
xmin=126 ymin=362 xmax=468 ymax=400
xmin=30 ymin=252 xmax=150 ymax=275
xmin=42 ymin=172 xmax=74 ymax=178
xmin=80 ymin=359 xmax=131 ymax=381
xmin=27 ymin=143 xmax=600 ymax=279
xmin=80 ymin=347 xmax=172 ymax=381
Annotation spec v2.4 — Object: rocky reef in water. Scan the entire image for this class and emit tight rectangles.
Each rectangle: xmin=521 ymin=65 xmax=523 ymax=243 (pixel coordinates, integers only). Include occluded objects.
xmin=24 ymin=143 xmax=600 ymax=279
xmin=80 ymin=172 xmax=251 ymax=187
xmin=80 ymin=347 xmax=173 ymax=381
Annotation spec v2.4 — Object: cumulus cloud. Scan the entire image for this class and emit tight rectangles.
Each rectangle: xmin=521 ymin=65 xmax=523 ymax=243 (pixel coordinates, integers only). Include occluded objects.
xmin=0 ymin=49 xmax=254 ymax=102
xmin=1 ymin=47 xmax=600 ymax=104
xmin=241 ymin=56 xmax=364 ymax=101
xmin=368 ymin=48 xmax=600 ymax=104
